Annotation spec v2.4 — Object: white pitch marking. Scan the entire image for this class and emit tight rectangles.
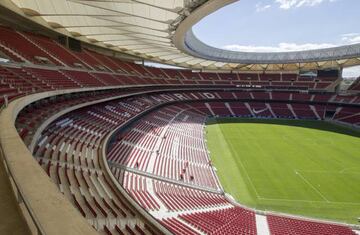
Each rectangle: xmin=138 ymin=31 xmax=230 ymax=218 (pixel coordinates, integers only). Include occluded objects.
xmin=258 ymin=197 xmax=360 ymax=205
xmin=339 ymin=167 xmax=360 ymax=174
xmin=295 ymin=170 xmax=330 ymax=202
xmin=223 ymin=133 xmax=261 ymax=199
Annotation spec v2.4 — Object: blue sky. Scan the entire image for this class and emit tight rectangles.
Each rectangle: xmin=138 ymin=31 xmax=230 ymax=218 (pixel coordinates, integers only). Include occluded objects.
xmin=193 ymin=0 xmax=360 ymax=52
xmin=192 ymin=0 xmax=360 ymax=77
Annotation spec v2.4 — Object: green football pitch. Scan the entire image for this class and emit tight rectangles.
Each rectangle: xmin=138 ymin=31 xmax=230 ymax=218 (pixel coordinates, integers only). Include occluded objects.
xmin=206 ymin=118 xmax=360 ymax=224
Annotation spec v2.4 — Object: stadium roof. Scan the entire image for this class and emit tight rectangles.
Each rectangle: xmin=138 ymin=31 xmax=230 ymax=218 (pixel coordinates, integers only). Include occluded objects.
xmin=4 ymin=0 xmax=360 ymax=71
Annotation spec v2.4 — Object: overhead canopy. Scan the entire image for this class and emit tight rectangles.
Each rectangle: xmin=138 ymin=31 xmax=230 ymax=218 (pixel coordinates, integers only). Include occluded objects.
xmin=5 ymin=0 xmax=360 ymax=71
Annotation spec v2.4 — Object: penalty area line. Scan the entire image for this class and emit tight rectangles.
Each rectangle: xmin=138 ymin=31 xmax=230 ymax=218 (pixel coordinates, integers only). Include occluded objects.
xmin=295 ymin=170 xmax=330 ymax=203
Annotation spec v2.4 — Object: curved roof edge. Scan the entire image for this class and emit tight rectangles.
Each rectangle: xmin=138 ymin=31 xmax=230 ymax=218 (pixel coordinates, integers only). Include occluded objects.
xmin=184 ymin=30 xmax=360 ymax=64
xmin=173 ymin=0 xmax=360 ymax=71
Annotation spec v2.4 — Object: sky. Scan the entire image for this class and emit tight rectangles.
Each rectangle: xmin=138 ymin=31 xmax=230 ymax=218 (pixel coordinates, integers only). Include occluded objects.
xmin=192 ymin=0 xmax=360 ymax=77
xmin=193 ymin=0 xmax=360 ymax=52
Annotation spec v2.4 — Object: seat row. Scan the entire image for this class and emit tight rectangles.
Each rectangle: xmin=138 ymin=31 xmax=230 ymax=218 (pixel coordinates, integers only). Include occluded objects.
xmin=26 ymin=96 xmax=171 ymax=233
xmin=107 ymin=106 xmax=220 ymax=190
xmin=179 ymin=207 xmax=257 ymax=235
xmin=267 ymin=215 xmax=356 ymax=235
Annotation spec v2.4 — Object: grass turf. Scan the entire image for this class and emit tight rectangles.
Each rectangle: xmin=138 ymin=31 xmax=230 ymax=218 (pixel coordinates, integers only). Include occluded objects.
xmin=206 ymin=118 xmax=360 ymax=224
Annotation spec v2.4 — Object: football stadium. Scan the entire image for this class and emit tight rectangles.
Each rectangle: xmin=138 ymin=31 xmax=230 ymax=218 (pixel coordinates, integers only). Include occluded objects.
xmin=0 ymin=0 xmax=359 ymax=234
